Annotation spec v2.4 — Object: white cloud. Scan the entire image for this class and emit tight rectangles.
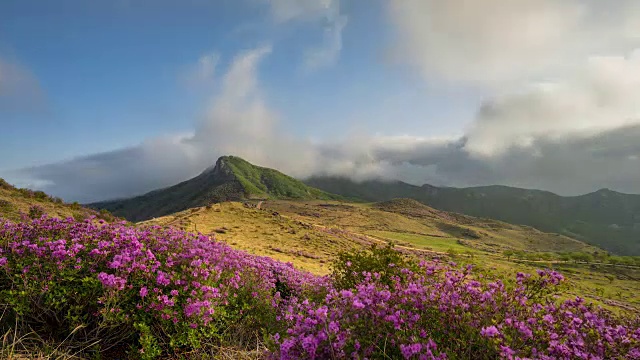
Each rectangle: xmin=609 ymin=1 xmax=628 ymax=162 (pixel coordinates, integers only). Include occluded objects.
xmin=17 ymin=46 xmax=319 ymax=201
xmin=464 ymin=51 xmax=640 ymax=156
xmin=303 ymin=14 xmax=347 ymax=70
xmin=266 ymin=0 xmax=347 ymax=70
xmin=387 ymin=0 xmax=640 ymax=86
xmin=268 ymin=0 xmax=337 ymax=23
xmin=180 ymin=52 xmax=220 ymax=87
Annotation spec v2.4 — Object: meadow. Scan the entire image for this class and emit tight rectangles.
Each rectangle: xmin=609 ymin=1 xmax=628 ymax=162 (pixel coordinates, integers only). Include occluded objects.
xmin=0 ymin=213 xmax=639 ymax=359
xmin=144 ymin=200 xmax=640 ymax=311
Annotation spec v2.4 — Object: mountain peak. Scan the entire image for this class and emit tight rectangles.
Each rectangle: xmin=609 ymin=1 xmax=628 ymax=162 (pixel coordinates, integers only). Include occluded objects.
xmin=92 ymin=155 xmax=339 ymax=221
xmin=201 ymin=155 xmax=240 ymax=175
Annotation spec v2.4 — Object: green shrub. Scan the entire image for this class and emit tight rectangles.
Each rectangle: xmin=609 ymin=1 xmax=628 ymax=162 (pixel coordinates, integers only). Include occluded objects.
xmin=0 ymin=178 xmax=12 ymax=190
xmin=72 ymin=211 xmax=88 ymax=222
xmin=331 ymin=243 xmax=415 ymax=290
xmin=33 ymin=191 xmax=49 ymax=201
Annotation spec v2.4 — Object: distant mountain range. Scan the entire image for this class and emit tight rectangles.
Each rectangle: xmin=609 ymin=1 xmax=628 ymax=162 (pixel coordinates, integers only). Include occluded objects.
xmin=90 ymin=156 xmax=338 ymax=222
xmin=305 ymin=177 xmax=640 ymax=255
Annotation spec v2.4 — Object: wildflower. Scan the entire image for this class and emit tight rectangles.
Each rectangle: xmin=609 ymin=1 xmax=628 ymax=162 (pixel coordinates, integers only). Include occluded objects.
xmin=480 ymin=325 xmax=500 ymax=338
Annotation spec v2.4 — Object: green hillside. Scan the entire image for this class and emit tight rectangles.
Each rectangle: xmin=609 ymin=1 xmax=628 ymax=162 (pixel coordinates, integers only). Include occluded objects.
xmin=91 ymin=156 xmax=339 ymax=221
xmin=305 ymin=177 xmax=640 ymax=255
xmin=0 ymin=178 xmax=117 ymax=222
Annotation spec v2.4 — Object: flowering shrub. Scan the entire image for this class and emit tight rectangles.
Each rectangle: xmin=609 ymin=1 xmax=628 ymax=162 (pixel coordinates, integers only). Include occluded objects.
xmin=27 ymin=205 xmax=45 ymax=219
xmin=275 ymin=260 xmax=640 ymax=359
xmin=0 ymin=214 xmax=638 ymax=359
xmin=0 ymin=215 xmax=326 ymax=357
xmin=331 ymin=242 xmax=416 ymax=290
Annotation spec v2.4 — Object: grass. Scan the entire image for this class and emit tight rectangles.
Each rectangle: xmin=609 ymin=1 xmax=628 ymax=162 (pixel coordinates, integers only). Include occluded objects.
xmin=140 ymin=202 xmax=363 ymax=274
xmin=0 ymin=187 xmax=111 ymax=224
xmin=140 ymin=199 xmax=640 ymax=312
xmin=365 ymin=230 xmax=473 ymax=253
xmin=4 ymin=182 xmax=636 ymax=312
xmin=222 ymin=156 xmax=337 ymax=200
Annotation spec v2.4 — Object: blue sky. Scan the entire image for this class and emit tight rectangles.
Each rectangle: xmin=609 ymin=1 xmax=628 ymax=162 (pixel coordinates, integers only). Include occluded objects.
xmin=0 ymin=0 xmax=477 ymax=170
xmin=2 ymin=0 xmax=640 ymax=201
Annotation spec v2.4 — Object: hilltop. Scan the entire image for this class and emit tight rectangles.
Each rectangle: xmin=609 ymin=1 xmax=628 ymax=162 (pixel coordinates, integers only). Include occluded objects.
xmin=305 ymin=177 xmax=640 ymax=255
xmin=91 ymin=156 xmax=339 ymax=221
xmin=0 ymin=178 xmax=117 ymax=222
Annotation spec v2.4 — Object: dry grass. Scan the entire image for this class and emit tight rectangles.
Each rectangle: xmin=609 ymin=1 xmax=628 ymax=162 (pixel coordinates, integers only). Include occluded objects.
xmin=141 ymin=200 xmax=639 ymax=312
xmin=0 ymin=316 xmax=94 ymax=360
xmin=141 ymin=202 xmax=365 ymax=274
xmin=0 ymin=188 xmax=92 ymax=223
xmin=0 ymin=306 xmax=270 ymax=359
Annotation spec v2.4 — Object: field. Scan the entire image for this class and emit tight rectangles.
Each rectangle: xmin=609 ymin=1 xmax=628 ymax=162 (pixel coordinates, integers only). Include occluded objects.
xmin=141 ymin=199 xmax=640 ymax=311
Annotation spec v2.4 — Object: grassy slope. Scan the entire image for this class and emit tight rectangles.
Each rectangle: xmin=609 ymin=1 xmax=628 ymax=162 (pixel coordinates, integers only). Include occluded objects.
xmin=139 ymin=202 xmax=365 ymax=274
xmin=223 ymin=156 xmax=337 ymax=200
xmin=142 ymin=199 xmax=640 ymax=311
xmin=305 ymin=177 xmax=640 ymax=255
xmin=0 ymin=179 xmax=110 ymax=222
xmin=91 ymin=156 xmax=338 ymax=222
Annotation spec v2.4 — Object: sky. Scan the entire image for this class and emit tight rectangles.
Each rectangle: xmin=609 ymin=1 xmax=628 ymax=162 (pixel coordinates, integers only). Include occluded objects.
xmin=1 ymin=0 xmax=640 ymax=202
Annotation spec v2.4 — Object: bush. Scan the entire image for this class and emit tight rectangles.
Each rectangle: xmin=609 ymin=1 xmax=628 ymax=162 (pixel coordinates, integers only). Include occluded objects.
xmin=27 ymin=205 xmax=45 ymax=219
xmin=0 ymin=214 xmax=326 ymax=358
xmin=0 ymin=178 xmax=12 ymax=190
xmin=570 ymin=252 xmax=594 ymax=263
xmin=275 ymin=263 xmax=639 ymax=360
xmin=72 ymin=211 xmax=88 ymax=222
xmin=33 ymin=191 xmax=49 ymax=201
xmin=1 ymin=214 xmax=638 ymax=359
xmin=331 ymin=243 xmax=415 ymax=290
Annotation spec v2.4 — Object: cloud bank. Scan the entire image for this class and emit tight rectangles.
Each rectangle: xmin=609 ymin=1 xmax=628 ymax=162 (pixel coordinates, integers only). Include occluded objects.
xmin=388 ymin=0 xmax=640 ymax=86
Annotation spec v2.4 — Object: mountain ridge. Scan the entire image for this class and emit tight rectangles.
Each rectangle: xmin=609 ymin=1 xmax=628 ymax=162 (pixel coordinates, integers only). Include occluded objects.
xmin=304 ymin=176 xmax=640 ymax=255
xmin=90 ymin=156 xmax=339 ymax=221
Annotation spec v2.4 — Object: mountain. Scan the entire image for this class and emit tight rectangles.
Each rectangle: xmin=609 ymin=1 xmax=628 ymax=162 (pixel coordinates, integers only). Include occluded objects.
xmin=305 ymin=177 xmax=640 ymax=255
xmin=90 ymin=156 xmax=340 ymax=221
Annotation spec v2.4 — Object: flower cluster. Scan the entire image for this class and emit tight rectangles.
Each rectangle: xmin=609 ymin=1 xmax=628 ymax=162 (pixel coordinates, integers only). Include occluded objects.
xmin=273 ymin=263 xmax=640 ymax=359
xmin=0 ymin=215 xmax=638 ymax=359
xmin=0 ymin=215 xmax=326 ymax=355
